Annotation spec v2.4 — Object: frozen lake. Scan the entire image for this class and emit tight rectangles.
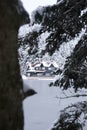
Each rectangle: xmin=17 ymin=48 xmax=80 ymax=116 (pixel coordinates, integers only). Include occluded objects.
xmin=23 ymin=77 xmax=87 ymax=130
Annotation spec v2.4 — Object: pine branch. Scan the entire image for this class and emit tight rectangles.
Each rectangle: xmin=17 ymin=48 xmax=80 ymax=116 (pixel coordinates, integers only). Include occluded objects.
xmin=56 ymin=94 xmax=87 ymax=99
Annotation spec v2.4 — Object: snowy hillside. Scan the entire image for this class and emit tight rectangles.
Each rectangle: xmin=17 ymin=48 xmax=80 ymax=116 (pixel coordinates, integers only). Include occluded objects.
xmin=18 ymin=0 xmax=87 ymax=89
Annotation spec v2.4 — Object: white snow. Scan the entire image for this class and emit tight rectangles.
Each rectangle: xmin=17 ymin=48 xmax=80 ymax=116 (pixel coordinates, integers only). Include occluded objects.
xmin=52 ymin=27 xmax=86 ymax=69
xmin=22 ymin=76 xmax=87 ymax=130
xmin=18 ymin=23 xmax=41 ymax=38
xmin=38 ymin=31 xmax=52 ymax=53
xmin=18 ymin=24 xmax=29 ymax=38
xmin=35 ymin=6 xmax=44 ymax=16
xmin=18 ymin=44 xmax=30 ymax=74
xmin=80 ymin=7 xmax=87 ymax=17
xmin=57 ymin=0 xmax=64 ymax=5
xmin=22 ymin=74 xmax=28 ymax=80
xmin=30 ymin=6 xmax=45 ymax=23
xmin=41 ymin=61 xmax=59 ymax=68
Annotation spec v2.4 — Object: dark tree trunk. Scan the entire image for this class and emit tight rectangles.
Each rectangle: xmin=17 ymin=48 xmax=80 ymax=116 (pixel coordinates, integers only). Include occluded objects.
xmin=0 ymin=0 xmax=29 ymax=130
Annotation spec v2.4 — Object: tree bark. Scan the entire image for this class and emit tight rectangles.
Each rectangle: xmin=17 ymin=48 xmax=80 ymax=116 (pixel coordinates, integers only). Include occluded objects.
xmin=0 ymin=1 xmax=29 ymax=130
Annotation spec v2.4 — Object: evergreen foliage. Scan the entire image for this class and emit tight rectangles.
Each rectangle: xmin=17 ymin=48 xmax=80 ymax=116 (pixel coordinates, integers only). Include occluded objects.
xmin=19 ymin=0 xmax=87 ymax=91
xmin=18 ymin=0 xmax=87 ymax=130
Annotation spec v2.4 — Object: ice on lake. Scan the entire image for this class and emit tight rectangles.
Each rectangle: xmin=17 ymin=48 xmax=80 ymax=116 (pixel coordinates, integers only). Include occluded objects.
xmin=23 ymin=76 xmax=87 ymax=130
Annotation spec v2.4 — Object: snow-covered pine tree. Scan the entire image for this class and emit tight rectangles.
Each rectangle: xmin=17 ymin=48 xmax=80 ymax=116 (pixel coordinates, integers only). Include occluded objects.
xmin=19 ymin=0 xmax=87 ymax=91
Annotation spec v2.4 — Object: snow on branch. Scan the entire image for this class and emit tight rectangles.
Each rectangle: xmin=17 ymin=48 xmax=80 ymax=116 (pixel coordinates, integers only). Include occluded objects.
xmin=56 ymin=94 xmax=87 ymax=99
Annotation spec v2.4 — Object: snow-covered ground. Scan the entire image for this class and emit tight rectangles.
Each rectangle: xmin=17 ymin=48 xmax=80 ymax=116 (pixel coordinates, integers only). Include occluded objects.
xmin=23 ymin=76 xmax=87 ymax=130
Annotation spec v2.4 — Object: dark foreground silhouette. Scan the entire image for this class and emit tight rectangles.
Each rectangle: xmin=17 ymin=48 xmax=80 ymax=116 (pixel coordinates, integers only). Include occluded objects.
xmin=0 ymin=0 xmax=29 ymax=130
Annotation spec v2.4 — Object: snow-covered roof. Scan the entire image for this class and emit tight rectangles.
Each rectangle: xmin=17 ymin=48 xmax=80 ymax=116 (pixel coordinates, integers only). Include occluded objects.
xmin=42 ymin=61 xmax=50 ymax=67
xmin=34 ymin=61 xmax=59 ymax=68
xmin=51 ymin=62 xmax=59 ymax=68
xmin=34 ymin=63 xmax=41 ymax=67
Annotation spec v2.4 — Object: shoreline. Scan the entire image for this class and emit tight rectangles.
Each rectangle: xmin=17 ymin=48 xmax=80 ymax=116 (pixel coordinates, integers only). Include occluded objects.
xmin=27 ymin=76 xmax=54 ymax=80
